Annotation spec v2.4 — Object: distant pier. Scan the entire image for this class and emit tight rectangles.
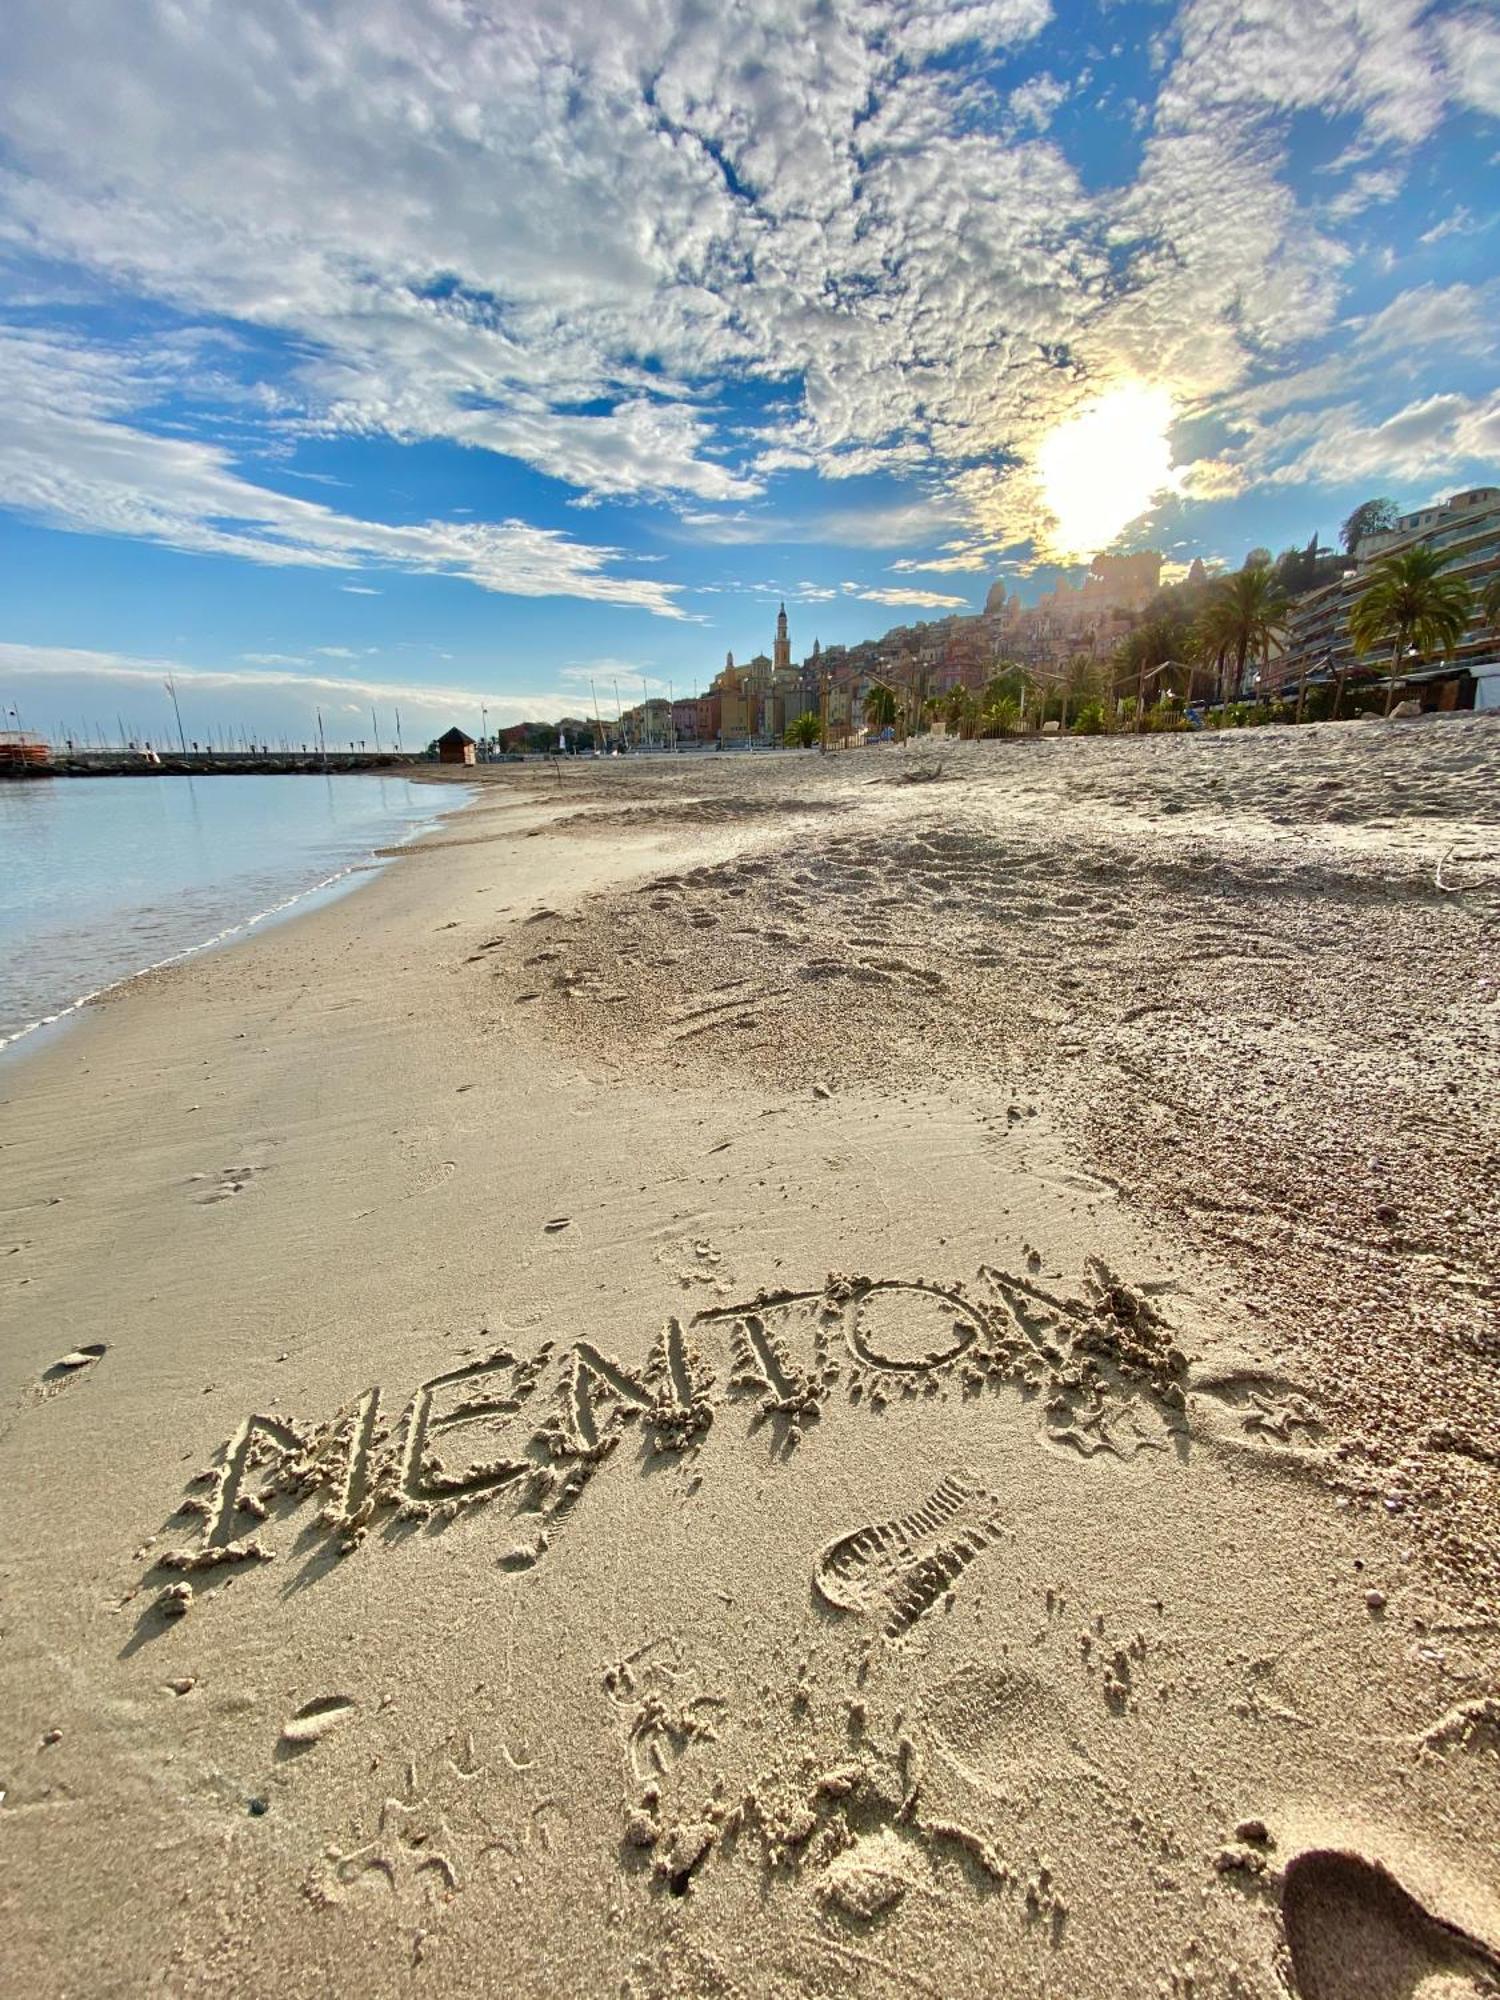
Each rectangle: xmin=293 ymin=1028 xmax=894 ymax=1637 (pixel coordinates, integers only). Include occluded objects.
xmin=3 ymin=746 xmax=423 ymax=779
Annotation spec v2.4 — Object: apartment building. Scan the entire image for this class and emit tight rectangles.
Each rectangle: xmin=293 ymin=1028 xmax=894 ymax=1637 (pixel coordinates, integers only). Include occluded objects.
xmin=1280 ymin=486 xmax=1500 ymax=710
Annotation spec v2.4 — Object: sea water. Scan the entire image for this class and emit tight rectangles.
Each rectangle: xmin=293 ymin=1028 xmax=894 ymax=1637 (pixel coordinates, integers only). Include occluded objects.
xmin=0 ymin=773 xmax=462 ymax=1053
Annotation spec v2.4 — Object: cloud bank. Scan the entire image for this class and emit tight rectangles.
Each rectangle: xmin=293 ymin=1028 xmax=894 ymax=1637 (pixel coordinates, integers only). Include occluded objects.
xmin=0 ymin=0 xmax=1495 ymax=589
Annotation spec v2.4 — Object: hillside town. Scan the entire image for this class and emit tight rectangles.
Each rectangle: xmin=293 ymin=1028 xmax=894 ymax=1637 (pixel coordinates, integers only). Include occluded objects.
xmin=477 ymin=483 xmax=1500 ymax=755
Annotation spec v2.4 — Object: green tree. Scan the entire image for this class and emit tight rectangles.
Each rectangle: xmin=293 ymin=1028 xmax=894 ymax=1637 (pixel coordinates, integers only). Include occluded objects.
xmin=1348 ymin=546 xmax=1473 ymax=716
xmin=784 ymin=710 xmax=821 ymax=748
xmin=1481 ymin=572 xmax=1500 ymax=633
xmin=1339 ymin=497 xmax=1399 ymax=555
xmin=1195 ymin=564 xmax=1288 ymax=706
xmin=863 ymin=681 xmax=898 ymax=733
xmin=941 ymin=683 xmax=978 ymax=739
xmin=1071 ymin=698 xmax=1109 ymax=736
xmin=1272 ymin=534 xmax=1323 ymax=597
xmin=976 ymin=663 xmax=1036 ymax=735
xmin=1060 ymin=652 xmax=1101 ymax=728
xmin=981 ymin=663 xmax=1031 ymax=711
xmin=1114 ymin=613 xmax=1188 ymax=728
xmin=1190 ymin=601 xmax=1230 ymax=708
xmin=980 ymin=694 xmax=1022 ymax=736
xmin=972 ymin=666 xmax=1029 ymax=735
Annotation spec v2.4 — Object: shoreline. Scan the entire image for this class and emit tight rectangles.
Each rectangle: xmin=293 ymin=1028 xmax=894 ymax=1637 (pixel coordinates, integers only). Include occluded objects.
xmin=3 ymin=726 xmax=1496 ymax=1998
xmin=0 ymin=777 xmax=476 ymax=1067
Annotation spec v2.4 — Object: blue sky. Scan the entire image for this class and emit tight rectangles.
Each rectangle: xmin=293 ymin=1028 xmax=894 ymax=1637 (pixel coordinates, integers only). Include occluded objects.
xmin=1 ymin=0 xmax=1497 ymax=745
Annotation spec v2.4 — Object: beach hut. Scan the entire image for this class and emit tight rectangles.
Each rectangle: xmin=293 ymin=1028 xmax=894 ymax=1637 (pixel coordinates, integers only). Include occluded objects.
xmin=436 ymin=727 xmax=477 ymax=766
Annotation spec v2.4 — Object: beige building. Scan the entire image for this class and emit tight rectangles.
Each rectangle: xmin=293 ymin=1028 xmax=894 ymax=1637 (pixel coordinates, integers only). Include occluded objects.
xmin=1279 ymin=485 xmax=1500 ymax=712
xmin=710 ymin=604 xmax=817 ymax=741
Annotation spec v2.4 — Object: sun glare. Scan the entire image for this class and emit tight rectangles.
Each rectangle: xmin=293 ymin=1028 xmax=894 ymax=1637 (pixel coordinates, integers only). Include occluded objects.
xmin=1035 ymin=382 xmax=1177 ymax=558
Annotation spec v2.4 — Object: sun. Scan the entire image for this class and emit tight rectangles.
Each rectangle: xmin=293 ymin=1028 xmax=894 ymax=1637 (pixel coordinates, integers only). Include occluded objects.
xmin=1035 ymin=382 xmax=1177 ymax=558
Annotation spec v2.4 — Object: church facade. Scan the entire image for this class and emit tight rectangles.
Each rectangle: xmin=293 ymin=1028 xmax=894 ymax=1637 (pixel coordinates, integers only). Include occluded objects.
xmin=710 ymin=604 xmax=818 ymax=743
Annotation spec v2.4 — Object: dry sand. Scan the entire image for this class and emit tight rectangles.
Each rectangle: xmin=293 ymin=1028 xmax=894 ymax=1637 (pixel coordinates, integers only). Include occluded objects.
xmin=1 ymin=718 xmax=1497 ymax=1997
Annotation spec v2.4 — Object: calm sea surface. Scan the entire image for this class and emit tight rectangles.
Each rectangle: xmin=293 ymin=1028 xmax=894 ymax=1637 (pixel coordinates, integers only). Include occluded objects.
xmin=0 ymin=773 xmax=462 ymax=1052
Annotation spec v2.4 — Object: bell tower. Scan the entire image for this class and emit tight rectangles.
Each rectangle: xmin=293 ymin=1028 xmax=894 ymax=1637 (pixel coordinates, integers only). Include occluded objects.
xmin=773 ymin=602 xmax=791 ymax=673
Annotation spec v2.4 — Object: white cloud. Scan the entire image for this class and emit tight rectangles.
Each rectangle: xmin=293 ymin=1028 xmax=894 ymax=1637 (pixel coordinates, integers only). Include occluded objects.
xmin=682 ymin=496 xmax=965 ymax=548
xmin=0 ymin=0 xmax=1489 ymax=579
xmin=888 ymin=543 xmax=1000 ymax=574
xmin=1438 ymin=10 xmax=1500 ymax=118
xmin=554 ymin=661 xmax=673 ymax=700
xmin=855 ymin=585 xmax=973 ymax=610
xmin=1223 ymin=280 xmax=1495 ymax=428
xmin=1207 ymin=277 xmax=1499 ymax=493
xmin=1325 ymin=167 xmax=1405 ymax=220
xmin=1158 ymin=0 xmax=1449 ymax=148
xmin=0 ymin=326 xmax=687 ymax=615
xmin=1262 ymin=389 xmax=1500 ymax=487
xmin=1009 ymin=73 xmax=1069 ymax=130
xmin=1354 ymin=281 xmax=1495 ymax=356
xmin=0 ymin=639 xmax=562 ymax=721
xmin=1419 ymin=206 xmax=1489 ymax=245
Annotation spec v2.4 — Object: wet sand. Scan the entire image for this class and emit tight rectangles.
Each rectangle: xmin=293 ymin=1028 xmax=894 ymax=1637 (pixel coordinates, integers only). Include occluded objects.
xmin=2 ymin=720 xmax=1497 ymax=1997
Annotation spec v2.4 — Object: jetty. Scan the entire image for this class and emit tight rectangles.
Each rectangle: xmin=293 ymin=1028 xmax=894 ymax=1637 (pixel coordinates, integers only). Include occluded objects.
xmin=2 ymin=742 xmax=419 ymax=779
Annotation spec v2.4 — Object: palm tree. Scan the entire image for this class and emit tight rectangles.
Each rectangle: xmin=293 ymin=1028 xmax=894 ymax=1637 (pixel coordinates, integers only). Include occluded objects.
xmin=942 ymin=683 xmax=977 ymax=739
xmin=1348 ymin=547 xmax=1473 ymax=716
xmin=1197 ymin=564 xmax=1288 ymax=707
xmin=1117 ymin=615 xmax=1183 ymax=729
xmin=863 ymin=682 xmax=898 ymax=734
xmin=1191 ymin=603 xmax=1230 ymax=708
xmin=1481 ymin=571 xmax=1500 ymax=634
xmin=977 ymin=665 xmax=1035 ymax=736
xmin=1061 ymin=652 xmax=1099 ymax=730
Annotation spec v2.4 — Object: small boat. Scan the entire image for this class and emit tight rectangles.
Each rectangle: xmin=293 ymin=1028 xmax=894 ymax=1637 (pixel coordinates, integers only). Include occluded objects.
xmin=0 ymin=730 xmax=53 ymax=775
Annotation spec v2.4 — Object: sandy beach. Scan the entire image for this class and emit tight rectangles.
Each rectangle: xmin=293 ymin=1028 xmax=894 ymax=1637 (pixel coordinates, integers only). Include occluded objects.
xmin=3 ymin=718 xmax=1498 ymax=1999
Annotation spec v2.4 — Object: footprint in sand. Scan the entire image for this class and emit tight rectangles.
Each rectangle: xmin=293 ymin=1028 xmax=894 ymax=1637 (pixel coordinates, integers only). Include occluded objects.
xmin=1188 ymin=1366 xmax=1329 ymax=1468
xmin=35 ymin=1344 xmax=107 ymax=1397
xmin=193 ymin=1165 xmax=261 ymax=1206
xmin=814 ymin=1470 xmax=1004 ymax=1639
xmin=915 ymin=1656 xmax=1111 ymax=1837
xmin=1282 ymin=1849 xmax=1500 ymax=2000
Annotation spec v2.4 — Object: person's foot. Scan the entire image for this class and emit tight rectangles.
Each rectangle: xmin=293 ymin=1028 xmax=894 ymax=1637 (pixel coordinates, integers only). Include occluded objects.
xmin=1282 ymin=1849 xmax=1500 ymax=1999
